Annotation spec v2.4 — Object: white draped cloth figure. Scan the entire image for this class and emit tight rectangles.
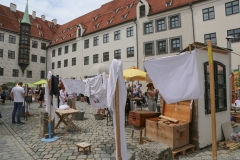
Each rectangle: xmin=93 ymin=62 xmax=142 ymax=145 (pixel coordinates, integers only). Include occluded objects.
xmin=144 ymin=50 xmax=201 ymax=104
xmin=107 ymin=59 xmax=127 ymax=160
xmin=45 ymin=71 xmax=57 ymax=121
xmin=61 ymin=79 xmax=85 ymax=94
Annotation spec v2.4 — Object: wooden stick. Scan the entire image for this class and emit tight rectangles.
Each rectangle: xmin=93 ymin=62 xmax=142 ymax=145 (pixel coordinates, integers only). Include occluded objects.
xmin=208 ymin=40 xmax=217 ymax=159
xmin=159 ymin=115 xmax=178 ymax=123
xmin=115 ymin=80 xmax=122 ymax=160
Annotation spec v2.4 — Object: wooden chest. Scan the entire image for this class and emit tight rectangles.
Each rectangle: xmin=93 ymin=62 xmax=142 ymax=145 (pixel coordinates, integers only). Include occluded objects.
xmin=146 ymin=100 xmax=192 ymax=149
xmin=128 ymin=110 xmax=160 ymax=128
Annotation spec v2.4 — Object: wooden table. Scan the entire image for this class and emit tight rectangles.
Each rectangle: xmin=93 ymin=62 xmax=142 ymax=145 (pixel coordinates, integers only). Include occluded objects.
xmin=55 ymin=109 xmax=80 ymax=134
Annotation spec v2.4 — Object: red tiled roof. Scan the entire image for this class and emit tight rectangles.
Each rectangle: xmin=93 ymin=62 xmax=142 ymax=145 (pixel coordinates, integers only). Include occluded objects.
xmin=0 ymin=4 xmax=59 ymax=41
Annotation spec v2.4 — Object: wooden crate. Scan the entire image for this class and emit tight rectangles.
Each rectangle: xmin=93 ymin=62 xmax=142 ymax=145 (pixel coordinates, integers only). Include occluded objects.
xmin=146 ymin=100 xmax=192 ymax=149
xmin=128 ymin=110 xmax=160 ymax=128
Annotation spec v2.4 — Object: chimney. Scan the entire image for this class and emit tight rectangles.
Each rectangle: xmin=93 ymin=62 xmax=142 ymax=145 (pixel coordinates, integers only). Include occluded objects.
xmin=52 ymin=19 xmax=57 ymax=25
xmin=10 ymin=3 xmax=17 ymax=12
xmin=41 ymin=15 xmax=45 ymax=21
xmin=32 ymin=11 xmax=36 ymax=19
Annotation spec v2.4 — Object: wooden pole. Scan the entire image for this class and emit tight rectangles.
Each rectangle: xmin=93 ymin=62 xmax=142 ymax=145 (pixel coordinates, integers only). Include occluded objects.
xmin=48 ymin=79 xmax=52 ymax=139
xmin=208 ymin=40 xmax=217 ymax=159
xmin=115 ymin=80 xmax=122 ymax=160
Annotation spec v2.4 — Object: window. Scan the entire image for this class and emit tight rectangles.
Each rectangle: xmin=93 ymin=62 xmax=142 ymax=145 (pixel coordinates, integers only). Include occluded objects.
xmin=156 ymin=18 xmax=166 ymax=32
xmin=84 ymin=56 xmax=89 ymax=65
xmin=144 ymin=22 xmax=153 ymax=34
xmin=140 ymin=5 xmax=145 ymax=17
xmin=84 ymin=39 xmax=89 ymax=49
xmin=103 ymin=34 xmax=109 ymax=43
xmin=40 ymin=57 xmax=45 ymax=63
xmin=93 ymin=36 xmax=99 ymax=46
xmin=64 ymin=59 xmax=68 ymax=67
xmin=93 ymin=54 xmax=98 ymax=63
xmin=78 ymin=28 xmax=81 ymax=37
xmin=127 ymin=27 xmax=134 ymax=37
xmin=72 ymin=57 xmax=76 ymax=66
xmin=9 ymin=35 xmax=16 ymax=44
xmin=204 ymin=61 xmax=227 ymax=114
xmin=144 ymin=42 xmax=154 ymax=56
xmin=114 ymin=31 xmax=121 ymax=40
xmin=156 ymin=39 xmax=168 ymax=54
xmin=32 ymin=40 xmax=38 ymax=48
xmin=27 ymin=71 xmax=32 ymax=78
xmin=114 ymin=49 xmax=121 ymax=59
xmin=203 ymin=7 xmax=215 ymax=21
xmin=0 ymin=33 xmax=4 ymax=41
xmin=103 ymin=52 xmax=109 ymax=62
xmin=227 ymin=28 xmax=240 ymax=42
xmin=127 ymin=47 xmax=134 ymax=58
xmin=65 ymin=46 xmax=68 ymax=54
xmin=0 ymin=68 xmax=3 ymax=76
xmin=12 ymin=69 xmax=19 ymax=77
xmin=72 ymin=43 xmax=77 ymax=52
xmin=225 ymin=0 xmax=239 ymax=15
xmin=170 ymin=36 xmax=182 ymax=53
xmin=8 ymin=50 xmax=15 ymax=59
xmin=40 ymin=71 xmax=45 ymax=79
xmin=41 ymin=43 xmax=46 ymax=50
xmin=204 ymin=33 xmax=217 ymax=45
xmin=169 ymin=14 xmax=181 ymax=29
xmin=57 ymin=61 xmax=61 ymax=68
xmin=0 ymin=49 xmax=3 ymax=57
xmin=32 ymin=54 xmax=37 ymax=62
xmin=58 ymin=48 xmax=62 ymax=55
xmin=52 ymin=50 xmax=55 ymax=57
xmin=52 ymin=62 xmax=55 ymax=69
xmin=20 ymin=37 xmax=29 ymax=44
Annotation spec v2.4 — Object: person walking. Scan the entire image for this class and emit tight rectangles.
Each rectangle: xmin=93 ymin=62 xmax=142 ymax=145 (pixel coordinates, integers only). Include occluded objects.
xmin=25 ymin=88 xmax=33 ymax=116
xmin=146 ymin=83 xmax=159 ymax=112
xmin=10 ymin=82 xmax=25 ymax=125
xmin=37 ymin=85 xmax=44 ymax=108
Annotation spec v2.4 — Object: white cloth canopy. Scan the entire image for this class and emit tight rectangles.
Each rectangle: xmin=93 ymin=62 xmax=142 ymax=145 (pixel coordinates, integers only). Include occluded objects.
xmin=61 ymin=79 xmax=85 ymax=94
xmin=144 ymin=50 xmax=201 ymax=104
xmin=107 ymin=59 xmax=127 ymax=160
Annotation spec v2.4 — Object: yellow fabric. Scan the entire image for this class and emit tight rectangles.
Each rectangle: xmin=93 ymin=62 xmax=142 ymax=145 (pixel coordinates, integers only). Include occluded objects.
xmin=33 ymin=79 xmax=47 ymax=85
xmin=123 ymin=66 xmax=146 ymax=81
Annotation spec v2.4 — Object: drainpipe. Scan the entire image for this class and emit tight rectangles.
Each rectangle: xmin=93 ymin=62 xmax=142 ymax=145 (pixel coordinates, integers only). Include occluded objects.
xmin=226 ymin=36 xmax=233 ymax=107
xmin=134 ymin=18 xmax=139 ymax=68
xmin=189 ymin=3 xmax=195 ymax=42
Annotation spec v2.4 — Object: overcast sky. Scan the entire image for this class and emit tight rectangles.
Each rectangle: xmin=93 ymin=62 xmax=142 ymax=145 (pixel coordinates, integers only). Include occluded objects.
xmin=0 ymin=0 xmax=112 ymax=24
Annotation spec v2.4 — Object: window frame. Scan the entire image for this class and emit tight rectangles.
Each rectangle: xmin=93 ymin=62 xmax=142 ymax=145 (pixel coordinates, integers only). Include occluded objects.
xmin=72 ymin=57 xmax=76 ymax=66
xmin=57 ymin=61 xmax=61 ymax=68
xmin=169 ymin=13 xmax=181 ymax=29
xmin=93 ymin=54 xmax=99 ymax=63
xmin=0 ymin=67 xmax=3 ymax=76
xmin=40 ymin=71 xmax=45 ymax=79
xmin=144 ymin=41 xmax=155 ymax=57
xmin=8 ymin=50 xmax=15 ymax=59
xmin=225 ymin=0 xmax=239 ymax=16
xmin=204 ymin=32 xmax=217 ymax=45
xmin=114 ymin=30 xmax=121 ymax=40
xmin=84 ymin=56 xmax=89 ymax=65
xmin=169 ymin=36 xmax=182 ymax=53
xmin=72 ymin=43 xmax=77 ymax=52
xmin=58 ymin=48 xmax=62 ymax=56
xmin=52 ymin=62 xmax=55 ymax=69
xmin=139 ymin=5 xmax=145 ymax=17
xmin=32 ymin=40 xmax=38 ymax=48
xmin=114 ymin=49 xmax=121 ymax=59
xmin=143 ymin=21 xmax=154 ymax=34
xmin=127 ymin=47 xmax=134 ymax=58
xmin=156 ymin=39 xmax=168 ymax=55
xmin=84 ymin=39 xmax=89 ymax=49
xmin=156 ymin=18 xmax=167 ymax=32
xmin=103 ymin=52 xmax=109 ymax=62
xmin=52 ymin=50 xmax=55 ymax=57
xmin=27 ymin=70 xmax=32 ymax=78
xmin=0 ymin=49 xmax=3 ymax=57
xmin=9 ymin=35 xmax=16 ymax=44
xmin=40 ymin=57 xmax=45 ymax=63
xmin=41 ymin=43 xmax=46 ymax=50
xmin=204 ymin=61 xmax=227 ymax=114
xmin=64 ymin=59 xmax=68 ymax=67
xmin=127 ymin=27 xmax=134 ymax=37
xmin=31 ymin=54 xmax=37 ymax=62
xmin=65 ymin=45 xmax=69 ymax=54
xmin=0 ymin=33 xmax=4 ymax=42
xmin=12 ymin=69 xmax=19 ymax=77
xmin=202 ymin=7 xmax=215 ymax=21
xmin=103 ymin=34 xmax=109 ymax=43
xmin=227 ymin=28 xmax=240 ymax=42
xmin=93 ymin=36 xmax=99 ymax=46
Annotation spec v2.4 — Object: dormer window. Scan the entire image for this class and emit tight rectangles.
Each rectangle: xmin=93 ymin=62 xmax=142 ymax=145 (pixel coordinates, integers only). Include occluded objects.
xmin=122 ymin=13 xmax=129 ymax=20
xmin=93 ymin=16 xmax=99 ymax=21
xmin=94 ymin=23 xmax=100 ymax=28
xmin=78 ymin=27 xmax=81 ymax=37
xmin=37 ymin=24 xmax=41 ymax=29
xmin=55 ymin=38 xmax=59 ymax=42
xmin=48 ymin=24 xmax=52 ymax=28
xmin=140 ymin=5 xmax=145 ymax=17
xmin=69 ymin=26 xmax=73 ymax=31
xmin=107 ymin=18 xmax=114 ymax=24
xmin=62 ymin=36 xmax=66 ymax=40
xmin=70 ymin=33 xmax=74 ymax=37
xmin=166 ymin=1 xmax=172 ymax=7
xmin=62 ymin=29 xmax=66 ymax=34
xmin=127 ymin=2 xmax=134 ymax=8
xmin=114 ymin=8 xmax=120 ymax=13
xmin=39 ymin=32 xmax=43 ymax=36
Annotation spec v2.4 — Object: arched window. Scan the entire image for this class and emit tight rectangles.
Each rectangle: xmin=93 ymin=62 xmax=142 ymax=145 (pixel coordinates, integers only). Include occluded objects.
xmin=204 ymin=61 xmax=227 ymax=114
xmin=140 ymin=5 xmax=145 ymax=17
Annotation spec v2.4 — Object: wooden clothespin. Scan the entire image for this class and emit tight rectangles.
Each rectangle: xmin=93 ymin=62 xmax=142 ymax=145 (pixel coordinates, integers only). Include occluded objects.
xmin=189 ymin=44 xmax=192 ymax=54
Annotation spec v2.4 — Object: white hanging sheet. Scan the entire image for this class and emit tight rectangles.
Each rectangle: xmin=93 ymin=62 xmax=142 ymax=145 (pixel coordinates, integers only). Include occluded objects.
xmin=144 ymin=50 xmax=201 ymax=104
xmin=61 ymin=79 xmax=85 ymax=94
xmin=85 ymin=72 xmax=108 ymax=108
xmin=107 ymin=59 xmax=127 ymax=160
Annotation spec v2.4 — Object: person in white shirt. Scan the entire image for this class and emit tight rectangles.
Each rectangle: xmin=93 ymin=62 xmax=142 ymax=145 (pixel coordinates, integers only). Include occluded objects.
xmin=10 ymin=82 xmax=25 ymax=125
xmin=59 ymin=87 xmax=67 ymax=106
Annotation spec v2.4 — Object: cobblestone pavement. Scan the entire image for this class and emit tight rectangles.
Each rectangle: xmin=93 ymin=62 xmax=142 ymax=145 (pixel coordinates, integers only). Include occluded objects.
xmin=0 ymin=100 xmax=240 ymax=160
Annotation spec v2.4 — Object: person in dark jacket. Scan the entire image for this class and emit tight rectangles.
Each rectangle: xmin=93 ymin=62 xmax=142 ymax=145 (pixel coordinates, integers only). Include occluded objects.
xmin=1 ymin=84 xmax=6 ymax=104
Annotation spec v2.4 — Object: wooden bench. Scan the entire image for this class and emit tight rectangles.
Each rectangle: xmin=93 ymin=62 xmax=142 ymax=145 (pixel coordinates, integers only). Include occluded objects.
xmin=76 ymin=142 xmax=91 ymax=154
